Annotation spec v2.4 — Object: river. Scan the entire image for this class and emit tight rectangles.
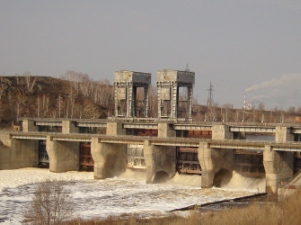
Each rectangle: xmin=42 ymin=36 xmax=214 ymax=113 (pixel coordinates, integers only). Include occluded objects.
xmin=0 ymin=168 xmax=265 ymax=224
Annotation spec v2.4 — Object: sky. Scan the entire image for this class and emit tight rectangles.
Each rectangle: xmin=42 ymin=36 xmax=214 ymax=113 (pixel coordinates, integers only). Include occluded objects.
xmin=1 ymin=0 xmax=301 ymax=110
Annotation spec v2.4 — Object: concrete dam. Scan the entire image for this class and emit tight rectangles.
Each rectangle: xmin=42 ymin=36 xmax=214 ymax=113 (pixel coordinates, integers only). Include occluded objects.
xmin=1 ymin=69 xmax=301 ymax=194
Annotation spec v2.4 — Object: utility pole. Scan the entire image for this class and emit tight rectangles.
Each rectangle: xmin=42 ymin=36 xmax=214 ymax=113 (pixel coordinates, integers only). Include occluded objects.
xmin=207 ymin=82 xmax=214 ymax=109
xmin=207 ymin=82 xmax=214 ymax=121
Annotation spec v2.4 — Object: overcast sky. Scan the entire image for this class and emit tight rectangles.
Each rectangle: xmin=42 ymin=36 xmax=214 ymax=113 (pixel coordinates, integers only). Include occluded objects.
xmin=1 ymin=0 xmax=301 ymax=109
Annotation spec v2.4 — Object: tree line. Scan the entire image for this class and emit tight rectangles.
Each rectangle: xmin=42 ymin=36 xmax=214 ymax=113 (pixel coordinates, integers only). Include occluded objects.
xmin=0 ymin=71 xmax=299 ymax=126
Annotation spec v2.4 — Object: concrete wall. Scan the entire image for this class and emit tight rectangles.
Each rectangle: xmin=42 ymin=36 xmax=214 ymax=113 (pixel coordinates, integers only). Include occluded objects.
xmin=62 ymin=120 xmax=79 ymax=134
xmin=198 ymin=142 xmax=234 ymax=188
xmin=275 ymin=126 xmax=294 ymax=142
xmin=212 ymin=125 xmax=233 ymax=140
xmin=46 ymin=136 xmax=79 ymax=172
xmin=106 ymin=122 xmax=125 ymax=135
xmin=0 ymin=131 xmax=38 ymax=170
xmin=0 ymin=146 xmax=12 ymax=169
xmin=263 ymin=145 xmax=294 ymax=193
xmin=157 ymin=123 xmax=176 ymax=138
xmin=144 ymin=140 xmax=176 ymax=183
xmin=22 ymin=119 xmax=37 ymax=132
xmin=91 ymin=137 xmax=127 ymax=179
xmin=10 ymin=139 xmax=39 ymax=169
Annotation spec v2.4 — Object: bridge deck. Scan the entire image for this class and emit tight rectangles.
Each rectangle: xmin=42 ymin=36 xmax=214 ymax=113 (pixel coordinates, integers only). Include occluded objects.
xmin=9 ymin=132 xmax=301 ymax=151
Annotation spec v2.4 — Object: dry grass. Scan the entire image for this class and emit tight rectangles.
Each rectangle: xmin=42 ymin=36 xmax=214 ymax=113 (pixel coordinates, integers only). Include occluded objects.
xmin=66 ymin=189 xmax=301 ymax=225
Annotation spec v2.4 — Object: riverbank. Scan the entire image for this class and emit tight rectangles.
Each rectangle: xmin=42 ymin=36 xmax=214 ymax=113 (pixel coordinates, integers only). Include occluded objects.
xmin=65 ymin=190 xmax=300 ymax=225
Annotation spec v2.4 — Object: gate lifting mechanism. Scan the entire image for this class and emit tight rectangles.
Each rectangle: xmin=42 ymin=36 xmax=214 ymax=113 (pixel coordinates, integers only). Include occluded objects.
xmin=177 ymin=147 xmax=202 ymax=175
xmin=127 ymin=145 xmax=146 ymax=169
xmin=79 ymin=143 xmax=94 ymax=167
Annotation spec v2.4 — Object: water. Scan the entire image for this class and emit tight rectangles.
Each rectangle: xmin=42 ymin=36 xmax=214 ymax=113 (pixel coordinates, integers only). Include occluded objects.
xmin=0 ymin=168 xmax=265 ymax=224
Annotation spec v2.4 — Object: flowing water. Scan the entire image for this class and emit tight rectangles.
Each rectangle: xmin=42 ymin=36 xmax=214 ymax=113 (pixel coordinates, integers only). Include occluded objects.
xmin=0 ymin=168 xmax=265 ymax=224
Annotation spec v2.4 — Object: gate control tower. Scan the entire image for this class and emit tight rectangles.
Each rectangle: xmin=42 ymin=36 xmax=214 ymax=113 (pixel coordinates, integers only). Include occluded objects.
xmin=157 ymin=69 xmax=195 ymax=120
xmin=114 ymin=71 xmax=151 ymax=118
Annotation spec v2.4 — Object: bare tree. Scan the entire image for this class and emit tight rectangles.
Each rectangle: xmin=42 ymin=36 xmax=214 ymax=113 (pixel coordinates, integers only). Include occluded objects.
xmin=23 ymin=71 xmax=37 ymax=93
xmin=23 ymin=180 xmax=73 ymax=225
xmin=57 ymin=95 xmax=63 ymax=118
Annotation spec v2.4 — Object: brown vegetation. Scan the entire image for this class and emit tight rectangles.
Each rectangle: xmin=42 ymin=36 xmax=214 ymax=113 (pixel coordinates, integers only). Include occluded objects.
xmin=0 ymin=72 xmax=114 ymax=126
xmin=0 ymin=71 xmax=300 ymax=126
xmin=65 ymin=189 xmax=301 ymax=225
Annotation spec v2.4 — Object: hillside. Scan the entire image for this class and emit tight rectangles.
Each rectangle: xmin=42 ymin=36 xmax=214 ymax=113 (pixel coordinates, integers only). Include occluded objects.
xmin=0 ymin=74 xmax=299 ymax=127
xmin=0 ymin=75 xmax=114 ymax=126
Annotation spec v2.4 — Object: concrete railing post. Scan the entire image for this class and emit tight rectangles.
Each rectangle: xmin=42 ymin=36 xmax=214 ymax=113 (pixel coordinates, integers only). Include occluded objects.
xmin=211 ymin=125 xmax=233 ymax=140
xmin=62 ymin=120 xmax=78 ymax=134
xmin=22 ymin=119 xmax=37 ymax=132
xmin=275 ymin=126 xmax=294 ymax=143
xmin=106 ymin=122 xmax=125 ymax=136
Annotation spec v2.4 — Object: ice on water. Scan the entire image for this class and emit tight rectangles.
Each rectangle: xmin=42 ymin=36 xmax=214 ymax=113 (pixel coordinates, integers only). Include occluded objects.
xmin=0 ymin=168 xmax=264 ymax=224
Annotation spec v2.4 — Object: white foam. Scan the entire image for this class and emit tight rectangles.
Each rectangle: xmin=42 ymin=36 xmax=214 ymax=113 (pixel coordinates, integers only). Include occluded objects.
xmin=221 ymin=171 xmax=266 ymax=192
xmin=0 ymin=168 xmax=258 ymax=224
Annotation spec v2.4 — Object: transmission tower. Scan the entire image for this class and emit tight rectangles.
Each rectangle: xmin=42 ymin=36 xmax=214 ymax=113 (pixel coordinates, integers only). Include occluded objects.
xmin=185 ymin=63 xmax=190 ymax=72
xmin=207 ymin=82 xmax=214 ymax=109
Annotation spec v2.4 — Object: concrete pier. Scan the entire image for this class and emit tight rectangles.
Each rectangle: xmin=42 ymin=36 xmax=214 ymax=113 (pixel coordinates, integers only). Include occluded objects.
xmin=198 ymin=142 xmax=234 ymax=188
xmin=46 ymin=136 xmax=80 ymax=173
xmin=91 ymin=137 xmax=127 ymax=179
xmin=263 ymin=145 xmax=294 ymax=193
xmin=10 ymin=139 xmax=39 ymax=169
xmin=143 ymin=122 xmax=177 ymax=182
xmin=144 ymin=140 xmax=176 ymax=183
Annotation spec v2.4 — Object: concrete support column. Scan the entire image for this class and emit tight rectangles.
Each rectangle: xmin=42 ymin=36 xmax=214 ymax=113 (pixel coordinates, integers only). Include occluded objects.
xmin=275 ymin=126 xmax=294 ymax=142
xmin=46 ymin=136 xmax=79 ymax=172
xmin=91 ymin=137 xmax=127 ymax=179
xmin=198 ymin=143 xmax=215 ymax=188
xmin=157 ymin=85 xmax=162 ymax=118
xmin=62 ymin=120 xmax=78 ymax=134
xmin=212 ymin=125 xmax=233 ymax=140
xmin=126 ymin=84 xmax=133 ymax=117
xmin=144 ymin=140 xmax=176 ymax=183
xmin=114 ymin=83 xmax=118 ymax=117
xmin=187 ymin=85 xmax=193 ymax=120
xmin=10 ymin=139 xmax=38 ymax=168
xmin=132 ymin=86 xmax=137 ymax=117
xmin=157 ymin=123 xmax=176 ymax=138
xmin=22 ymin=119 xmax=37 ymax=132
xmin=170 ymin=84 xmax=177 ymax=119
xmin=144 ymin=85 xmax=149 ymax=118
xmin=263 ymin=145 xmax=294 ymax=193
xmin=106 ymin=122 xmax=125 ymax=135
xmin=198 ymin=142 xmax=234 ymax=188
